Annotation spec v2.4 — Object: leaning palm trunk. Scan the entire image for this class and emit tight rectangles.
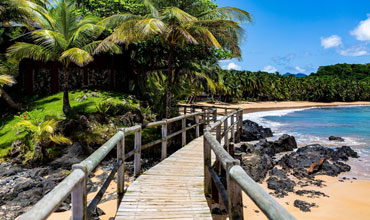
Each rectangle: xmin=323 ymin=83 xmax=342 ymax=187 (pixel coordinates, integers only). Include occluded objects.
xmin=62 ymin=67 xmax=71 ymax=115
xmin=0 ymin=86 xmax=20 ymax=110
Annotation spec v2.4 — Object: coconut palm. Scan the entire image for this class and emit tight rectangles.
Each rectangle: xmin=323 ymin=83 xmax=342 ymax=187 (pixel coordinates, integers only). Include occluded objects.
xmin=97 ymin=0 xmax=251 ymax=118
xmin=7 ymin=0 xmax=120 ymax=115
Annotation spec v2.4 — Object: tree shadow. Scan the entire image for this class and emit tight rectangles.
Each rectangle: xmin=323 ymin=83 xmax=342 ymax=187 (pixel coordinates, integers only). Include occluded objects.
xmin=33 ymin=97 xmax=61 ymax=107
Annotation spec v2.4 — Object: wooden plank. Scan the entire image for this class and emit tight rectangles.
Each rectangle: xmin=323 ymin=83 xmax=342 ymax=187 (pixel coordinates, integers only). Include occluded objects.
xmin=115 ymin=136 xmax=212 ymax=220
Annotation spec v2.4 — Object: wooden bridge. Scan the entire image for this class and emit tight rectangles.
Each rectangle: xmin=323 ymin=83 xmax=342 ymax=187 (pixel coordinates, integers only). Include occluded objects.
xmin=19 ymin=106 xmax=296 ymax=220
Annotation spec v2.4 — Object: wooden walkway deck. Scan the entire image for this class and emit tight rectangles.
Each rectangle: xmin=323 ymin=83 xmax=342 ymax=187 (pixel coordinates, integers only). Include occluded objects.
xmin=115 ymin=136 xmax=213 ymax=220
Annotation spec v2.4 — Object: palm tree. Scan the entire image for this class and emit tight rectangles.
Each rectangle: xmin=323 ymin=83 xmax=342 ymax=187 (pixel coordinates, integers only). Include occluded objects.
xmin=0 ymin=73 xmax=20 ymax=109
xmin=7 ymin=0 xmax=120 ymax=115
xmin=97 ymin=0 xmax=251 ymax=118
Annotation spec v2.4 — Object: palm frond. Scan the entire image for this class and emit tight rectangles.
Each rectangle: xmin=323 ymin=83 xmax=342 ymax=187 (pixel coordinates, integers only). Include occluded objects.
xmin=59 ymin=48 xmax=93 ymax=67
xmin=98 ymin=14 xmax=140 ymax=29
xmin=32 ymin=29 xmax=67 ymax=51
xmin=136 ymin=18 xmax=166 ymax=36
xmin=0 ymin=74 xmax=16 ymax=86
xmin=41 ymin=119 xmax=57 ymax=133
xmin=69 ymin=23 xmax=105 ymax=48
xmin=15 ymin=120 xmax=36 ymax=131
xmin=162 ymin=7 xmax=198 ymax=24
xmin=7 ymin=42 xmax=54 ymax=62
xmin=93 ymin=40 xmax=122 ymax=55
xmin=144 ymin=0 xmax=159 ymax=18
xmin=50 ymin=133 xmax=72 ymax=145
xmin=199 ymin=7 xmax=252 ymax=23
xmin=175 ymin=26 xmax=198 ymax=45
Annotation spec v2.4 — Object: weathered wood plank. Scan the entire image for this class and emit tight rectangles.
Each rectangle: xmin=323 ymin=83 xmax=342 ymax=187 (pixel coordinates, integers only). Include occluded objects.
xmin=115 ymin=136 xmax=212 ymax=220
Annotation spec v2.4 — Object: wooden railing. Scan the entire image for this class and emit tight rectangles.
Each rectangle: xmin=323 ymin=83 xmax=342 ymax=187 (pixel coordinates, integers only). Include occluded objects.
xmin=18 ymin=109 xmax=216 ymax=220
xmin=204 ymin=110 xmax=297 ymax=220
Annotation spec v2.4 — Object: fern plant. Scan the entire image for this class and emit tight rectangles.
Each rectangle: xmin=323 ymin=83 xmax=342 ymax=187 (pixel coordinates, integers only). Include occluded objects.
xmin=15 ymin=113 xmax=72 ymax=161
xmin=96 ymin=99 xmax=113 ymax=115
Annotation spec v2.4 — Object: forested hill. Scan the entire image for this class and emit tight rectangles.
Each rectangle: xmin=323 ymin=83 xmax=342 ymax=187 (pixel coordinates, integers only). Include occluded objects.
xmin=215 ymin=63 xmax=370 ymax=103
xmin=312 ymin=63 xmax=370 ymax=80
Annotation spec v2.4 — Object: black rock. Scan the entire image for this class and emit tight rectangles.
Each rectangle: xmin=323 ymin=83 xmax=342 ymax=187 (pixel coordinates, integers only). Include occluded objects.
xmin=274 ymin=134 xmax=297 ymax=152
xmin=267 ymin=176 xmax=296 ymax=198
xmin=295 ymin=190 xmax=328 ymax=198
xmin=293 ymin=200 xmax=316 ymax=212
xmin=330 ymin=146 xmax=359 ymax=161
xmin=329 ymin=136 xmax=345 ymax=142
xmin=50 ymin=142 xmax=85 ymax=169
xmin=240 ymin=120 xmax=273 ymax=141
xmin=237 ymin=152 xmax=274 ymax=182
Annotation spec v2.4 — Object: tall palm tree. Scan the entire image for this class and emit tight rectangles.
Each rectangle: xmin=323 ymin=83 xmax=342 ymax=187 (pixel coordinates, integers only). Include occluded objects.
xmin=97 ymin=0 xmax=251 ymax=118
xmin=7 ymin=0 xmax=120 ymax=115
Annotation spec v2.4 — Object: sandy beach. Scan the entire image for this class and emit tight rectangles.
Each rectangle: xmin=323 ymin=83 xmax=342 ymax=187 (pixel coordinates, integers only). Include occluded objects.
xmin=196 ymin=101 xmax=370 ymax=113
xmin=243 ymin=176 xmax=370 ymax=220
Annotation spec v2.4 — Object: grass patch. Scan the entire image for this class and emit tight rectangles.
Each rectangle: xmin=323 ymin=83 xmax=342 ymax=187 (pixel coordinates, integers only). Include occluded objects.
xmin=0 ymin=90 xmax=139 ymax=159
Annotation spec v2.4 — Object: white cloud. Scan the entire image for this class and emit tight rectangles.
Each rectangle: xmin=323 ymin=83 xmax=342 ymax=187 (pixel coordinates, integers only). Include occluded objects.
xmin=321 ymin=35 xmax=342 ymax=49
xmin=262 ymin=65 xmax=277 ymax=73
xmin=224 ymin=62 xmax=242 ymax=70
xmin=339 ymin=46 xmax=369 ymax=56
xmin=295 ymin=66 xmax=306 ymax=73
xmin=350 ymin=14 xmax=370 ymax=41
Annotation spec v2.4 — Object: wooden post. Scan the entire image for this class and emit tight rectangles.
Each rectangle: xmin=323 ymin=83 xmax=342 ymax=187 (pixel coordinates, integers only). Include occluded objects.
xmin=206 ymin=110 xmax=210 ymax=125
xmin=236 ymin=110 xmax=243 ymax=143
xmin=195 ymin=115 xmax=200 ymax=138
xmin=203 ymin=135 xmax=212 ymax=197
xmin=134 ymin=128 xmax=142 ymax=177
xmin=213 ymin=108 xmax=217 ymax=123
xmin=117 ymin=135 xmax=125 ymax=208
xmin=216 ymin=124 xmax=221 ymax=143
xmin=191 ymin=106 xmax=195 ymax=113
xmin=224 ymin=118 xmax=229 ymax=150
xmin=161 ymin=120 xmax=167 ymax=160
xmin=71 ymin=165 xmax=87 ymax=220
xmin=231 ymin=114 xmax=235 ymax=143
xmin=226 ymin=160 xmax=244 ymax=219
xmin=202 ymin=108 xmax=206 ymax=124
xmin=184 ymin=106 xmax=187 ymax=115
xmin=224 ymin=108 xmax=227 ymax=116
xmin=182 ymin=117 xmax=186 ymax=146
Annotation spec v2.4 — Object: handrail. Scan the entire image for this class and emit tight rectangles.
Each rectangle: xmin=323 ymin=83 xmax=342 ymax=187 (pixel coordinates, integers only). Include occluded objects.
xmin=19 ymin=109 xmax=216 ymax=220
xmin=203 ymin=108 xmax=296 ymax=220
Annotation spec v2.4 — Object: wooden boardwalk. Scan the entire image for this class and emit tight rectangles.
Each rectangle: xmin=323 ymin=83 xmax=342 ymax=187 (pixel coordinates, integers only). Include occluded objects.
xmin=115 ymin=136 xmax=212 ymax=219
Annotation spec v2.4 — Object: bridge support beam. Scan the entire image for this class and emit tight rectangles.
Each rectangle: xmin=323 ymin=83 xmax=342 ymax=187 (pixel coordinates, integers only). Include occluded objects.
xmin=117 ymin=134 xmax=125 ymax=208
xmin=71 ymin=164 xmax=88 ymax=220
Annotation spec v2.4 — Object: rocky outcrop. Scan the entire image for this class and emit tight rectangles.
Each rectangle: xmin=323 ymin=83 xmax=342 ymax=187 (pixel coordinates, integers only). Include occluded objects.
xmin=253 ymin=134 xmax=297 ymax=157
xmin=240 ymin=120 xmax=273 ymax=141
xmin=267 ymin=168 xmax=296 ymax=198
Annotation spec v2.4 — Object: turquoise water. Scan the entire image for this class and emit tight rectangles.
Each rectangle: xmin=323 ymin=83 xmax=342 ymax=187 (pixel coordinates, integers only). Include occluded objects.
xmin=244 ymin=106 xmax=370 ymax=179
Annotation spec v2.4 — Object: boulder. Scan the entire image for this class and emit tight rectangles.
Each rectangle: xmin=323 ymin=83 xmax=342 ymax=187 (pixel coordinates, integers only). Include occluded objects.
xmin=237 ymin=152 xmax=274 ymax=182
xmin=240 ymin=120 xmax=273 ymax=141
xmin=50 ymin=142 xmax=85 ymax=169
xmin=274 ymin=134 xmax=297 ymax=152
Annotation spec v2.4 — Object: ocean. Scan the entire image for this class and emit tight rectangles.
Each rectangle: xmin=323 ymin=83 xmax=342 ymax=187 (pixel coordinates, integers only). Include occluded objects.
xmin=243 ymin=105 xmax=370 ymax=180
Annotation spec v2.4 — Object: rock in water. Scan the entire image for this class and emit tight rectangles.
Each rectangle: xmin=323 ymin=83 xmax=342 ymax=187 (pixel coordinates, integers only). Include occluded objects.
xmin=240 ymin=120 xmax=273 ymax=141
xmin=329 ymin=136 xmax=345 ymax=142
xmin=274 ymin=134 xmax=297 ymax=152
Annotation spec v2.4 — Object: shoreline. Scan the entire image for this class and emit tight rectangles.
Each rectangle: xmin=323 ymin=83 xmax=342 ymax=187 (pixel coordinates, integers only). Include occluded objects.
xmin=195 ymin=101 xmax=370 ymax=114
xmin=207 ymin=101 xmax=370 ymax=220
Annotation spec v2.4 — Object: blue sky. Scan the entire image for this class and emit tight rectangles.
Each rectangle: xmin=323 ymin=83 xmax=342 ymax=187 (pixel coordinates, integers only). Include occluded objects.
xmin=216 ymin=0 xmax=370 ymax=74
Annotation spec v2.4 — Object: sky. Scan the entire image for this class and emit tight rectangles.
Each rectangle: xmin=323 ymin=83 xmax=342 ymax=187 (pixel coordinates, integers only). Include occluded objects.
xmin=216 ymin=0 xmax=370 ymax=74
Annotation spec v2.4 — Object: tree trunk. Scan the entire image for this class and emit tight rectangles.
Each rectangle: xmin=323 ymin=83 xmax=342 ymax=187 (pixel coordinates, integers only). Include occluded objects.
xmin=63 ymin=67 xmax=72 ymax=115
xmin=0 ymin=86 xmax=21 ymax=110
xmin=166 ymin=43 xmax=175 ymax=119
